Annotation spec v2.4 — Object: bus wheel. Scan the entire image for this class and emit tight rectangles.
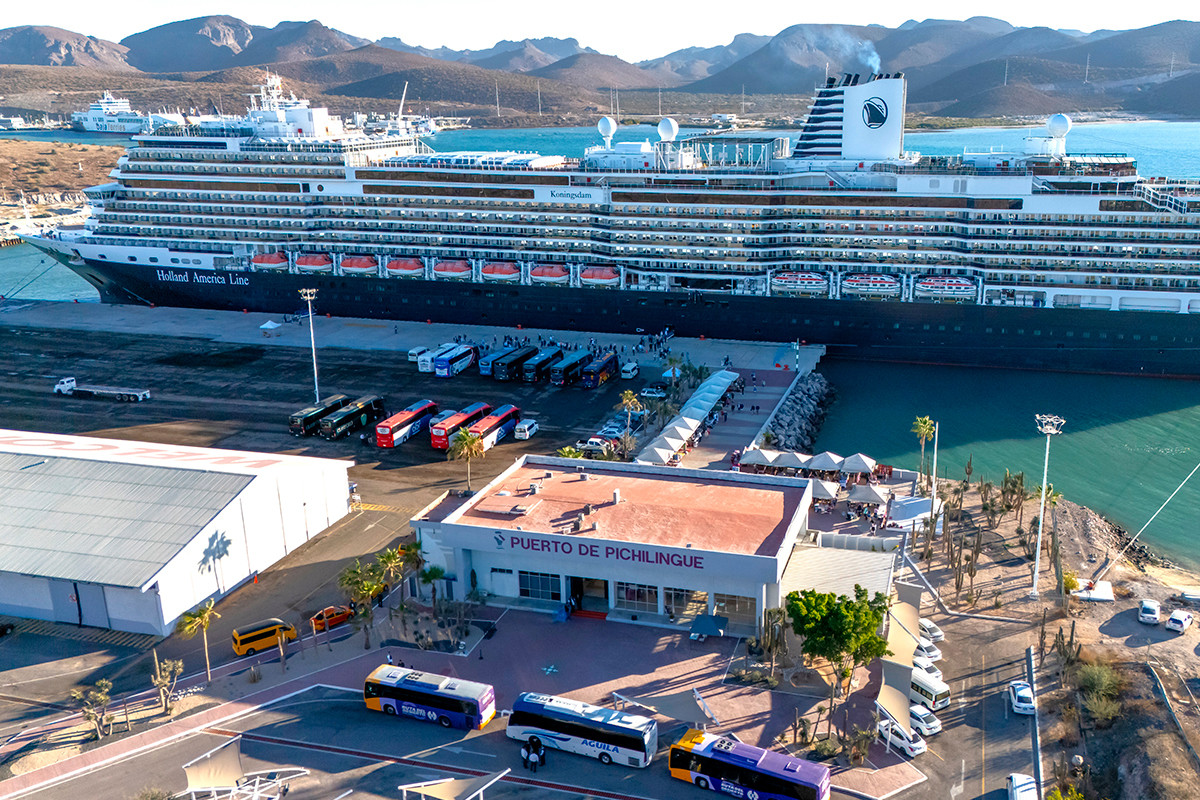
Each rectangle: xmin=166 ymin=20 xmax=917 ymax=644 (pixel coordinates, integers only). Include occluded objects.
xmin=438 ymin=716 xmax=452 ymax=728
xmin=599 ymin=752 xmax=613 ymax=765
xmin=245 ymin=647 xmax=255 ymax=656
xmin=384 ymin=705 xmax=397 ymax=715
xmin=695 ymin=777 xmax=709 ymax=790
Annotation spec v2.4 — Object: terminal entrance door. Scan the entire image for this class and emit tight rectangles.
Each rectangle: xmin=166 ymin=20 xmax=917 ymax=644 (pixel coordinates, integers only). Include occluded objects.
xmin=569 ymin=576 xmax=609 ymax=613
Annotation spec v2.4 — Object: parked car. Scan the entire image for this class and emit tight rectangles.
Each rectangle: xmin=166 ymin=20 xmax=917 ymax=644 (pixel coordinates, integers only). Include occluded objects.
xmin=514 ymin=419 xmax=539 ymax=440
xmin=919 ymin=618 xmax=945 ymax=642
xmin=1166 ymin=609 xmax=1194 ymax=633
xmin=1008 ymin=680 xmax=1036 ymax=715
xmin=909 ymin=704 xmax=942 ymax=736
xmin=620 ymin=362 xmax=639 ymax=379
xmin=914 ymin=637 xmax=942 ymax=662
xmin=876 ymin=718 xmax=927 ymax=757
xmin=1007 ymin=773 xmax=1039 ymax=800
xmin=1139 ymin=599 xmax=1162 ymax=625
xmin=639 ymin=386 xmax=667 ymax=399
xmin=913 ymin=655 xmax=943 ymax=682
xmin=310 ymin=605 xmax=352 ymax=632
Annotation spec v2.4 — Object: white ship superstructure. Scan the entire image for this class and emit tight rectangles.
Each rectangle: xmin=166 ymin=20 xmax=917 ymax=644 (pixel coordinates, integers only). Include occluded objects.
xmin=25 ymin=73 xmax=1200 ymax=375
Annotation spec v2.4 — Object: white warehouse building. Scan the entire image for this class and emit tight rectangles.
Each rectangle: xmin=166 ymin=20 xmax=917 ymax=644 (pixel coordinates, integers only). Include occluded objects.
xmin=0 ymin=429 xmax=353 ymax=636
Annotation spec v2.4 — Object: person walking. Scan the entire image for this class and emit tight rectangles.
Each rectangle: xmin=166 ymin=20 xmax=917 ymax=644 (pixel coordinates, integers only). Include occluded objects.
xmin=386 ymin=651 xmax=393 ymax=665
xmin=520 ymin=743 xmax=530 ymax=771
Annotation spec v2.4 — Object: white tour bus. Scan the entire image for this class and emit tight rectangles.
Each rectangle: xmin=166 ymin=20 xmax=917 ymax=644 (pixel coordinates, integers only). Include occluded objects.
xmin=417 ymin=343 xmax=458 ymax=373
xmin=505 ymin=692 xmax=658 ymax=768
xmin=910 ymin=669 xmax=951 ymax=711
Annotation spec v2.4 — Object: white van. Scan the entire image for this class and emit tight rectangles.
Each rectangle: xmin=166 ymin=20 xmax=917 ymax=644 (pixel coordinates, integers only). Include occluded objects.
xmin=620 ymin=362 xmax=639 ymax=379
xmin=407 ymin=346 xmax=429 ymax=363
xmin=514 ymin=419 xmax=539 ymax=440
xmin=910 ymin=670 xmax=951 ymax=710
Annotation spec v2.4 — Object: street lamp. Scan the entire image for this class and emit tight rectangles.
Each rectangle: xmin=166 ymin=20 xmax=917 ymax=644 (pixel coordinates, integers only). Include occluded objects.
xmin=298 ymin=288 xmax=320 ymax=403
xmin=1030 ymin=414 xmax=1065 ymax=599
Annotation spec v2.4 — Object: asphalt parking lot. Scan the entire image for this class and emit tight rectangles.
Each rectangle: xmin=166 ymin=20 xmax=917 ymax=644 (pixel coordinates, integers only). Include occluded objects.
xmin=915 ymin=614 xmax=1040 ymax=799
xmin=0 ymin=325 xmax=635 ymax=694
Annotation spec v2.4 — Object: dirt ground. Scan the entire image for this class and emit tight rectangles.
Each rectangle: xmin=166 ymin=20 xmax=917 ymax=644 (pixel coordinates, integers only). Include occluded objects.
xmin=0 ymin=139 xmax=121 ymax=200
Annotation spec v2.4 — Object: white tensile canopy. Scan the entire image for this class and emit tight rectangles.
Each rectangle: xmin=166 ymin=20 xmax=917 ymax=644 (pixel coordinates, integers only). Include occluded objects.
xmin=847 ymin=483 xmax=892 ymax=505
xmin=840 ymin=452 xmax=877 ymax=474
xmin=397 ymin=769 xmax=511 ymax=800
xmin=810 ymin=479 xmax=840 ymax=500
xmin=774 ymin=451 xmax=810 ymax=469
xmin=738 ymin=449 xmax=777 ymax=466
xmin=807 ymin=451 xmax=844 ymax=471
xmin=258 ymin=320 xmax=281 ymax=330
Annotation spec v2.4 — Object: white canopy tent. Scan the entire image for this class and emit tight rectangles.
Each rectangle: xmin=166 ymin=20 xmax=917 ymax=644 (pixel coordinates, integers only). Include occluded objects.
xmin=774 ymin=451 xmax=810 ymax=470
xmin=807 ymin=451 xmax=844 ymax=471
xmin=738 ymin=449 xmax=777 ymax=466
xmin=847 ymin=483 xmax=892 ymax=505
xmin=840 ymin=452 xmax=877 ymax=474
xmin=810 ymin=479 xmax=841 ymax=500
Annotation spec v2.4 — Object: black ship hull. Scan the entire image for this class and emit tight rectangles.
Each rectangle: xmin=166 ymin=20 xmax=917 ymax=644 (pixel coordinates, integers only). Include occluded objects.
xmin=67 ymin=259 xmax=1200 ymax=377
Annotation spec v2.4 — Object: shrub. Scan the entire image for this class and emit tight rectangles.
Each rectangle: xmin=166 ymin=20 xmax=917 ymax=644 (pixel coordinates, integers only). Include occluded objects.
xmin=813 ymin=738 xmax=840 ymax=758
xmin=1077 ymin=663 xmax=1120 ymax=698
xmin=748 ymin=670 xmax=764 ymax=683
xmin=1083 ymin=693 xmax=1120 ymax=726
xmin=1063 ymin=570 xmax=1080 ymax=593
xmin=765 ymin=676 xmax=780 ymax=689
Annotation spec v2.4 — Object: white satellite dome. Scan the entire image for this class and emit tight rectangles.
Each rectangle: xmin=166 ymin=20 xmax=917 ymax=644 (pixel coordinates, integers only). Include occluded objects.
xmin=657 ymin=117 xmax=679 ymax=142
xmin=1047 ymin=113 xmax=1072 ymax=138
xmin=597 ymin=116 xmax=618 ymax=138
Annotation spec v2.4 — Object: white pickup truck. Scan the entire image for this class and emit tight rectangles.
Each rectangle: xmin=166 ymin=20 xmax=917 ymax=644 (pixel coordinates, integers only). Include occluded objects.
xmin=54 ymin=377 xmax=151 ymax=402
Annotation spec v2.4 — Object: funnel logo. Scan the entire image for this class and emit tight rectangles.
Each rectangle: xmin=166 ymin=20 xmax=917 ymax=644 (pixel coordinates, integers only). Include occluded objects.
xmin=862 ymin=97 xmax=888 ymax=129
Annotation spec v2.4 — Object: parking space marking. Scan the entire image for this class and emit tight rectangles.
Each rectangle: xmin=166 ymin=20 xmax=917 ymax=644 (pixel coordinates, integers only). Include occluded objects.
xmin=980 ymin=654 xmax=987 ymax=797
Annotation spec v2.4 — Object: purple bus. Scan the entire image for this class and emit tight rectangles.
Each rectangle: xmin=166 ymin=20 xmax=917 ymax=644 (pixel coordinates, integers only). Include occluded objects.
xmin=669 ymin=728 xmax=831 ymax=800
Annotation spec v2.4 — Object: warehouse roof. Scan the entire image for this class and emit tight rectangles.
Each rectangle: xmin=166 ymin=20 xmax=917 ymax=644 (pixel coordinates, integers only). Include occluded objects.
xmin=0 ymin=452 xmax=252 ymax=588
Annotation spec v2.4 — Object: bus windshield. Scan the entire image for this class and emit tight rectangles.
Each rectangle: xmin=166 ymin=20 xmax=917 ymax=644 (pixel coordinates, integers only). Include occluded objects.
xmin=669 ymin=729 xmax=830 ymax=800
xmin=364 ymin=665 xmax=496 ymax=730
xmin=506 ymin=692 xmax=657 ymax=768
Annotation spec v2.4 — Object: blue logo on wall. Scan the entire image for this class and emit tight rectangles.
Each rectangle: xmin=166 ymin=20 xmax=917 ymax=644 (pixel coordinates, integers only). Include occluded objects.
xmin=863 ymin=97 xmax=888 ymax=128
xmin=494 ymin=532 xmax=505 ymax=549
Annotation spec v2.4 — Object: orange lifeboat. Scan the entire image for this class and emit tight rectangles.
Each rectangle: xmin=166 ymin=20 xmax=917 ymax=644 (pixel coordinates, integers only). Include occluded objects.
xmin=433 ymin=260 xmax=472 ymax=279
xmin=295 ymin=254 xmax=333 ymax=273
xmin=580 ymin=266 xmax=620 ymax=287
xmin=481 ymin=261 xmax=520 ymax=281
xmin=531 ymin=264 xmax=569 ymax=284
xmin=385 ymin=257 xmax=424 ymax=278
xmin=251 ymin=252 xmax=288 ymax=269
xmin=340 ymin=255 xmax=378 ymax=275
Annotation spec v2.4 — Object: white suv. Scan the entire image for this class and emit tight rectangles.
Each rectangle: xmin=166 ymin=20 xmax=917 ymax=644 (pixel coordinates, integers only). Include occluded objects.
xmin=909 ymin=704 xmax=942 ymax=736
xmin=876 ymin=718 xmax=926 ymax=757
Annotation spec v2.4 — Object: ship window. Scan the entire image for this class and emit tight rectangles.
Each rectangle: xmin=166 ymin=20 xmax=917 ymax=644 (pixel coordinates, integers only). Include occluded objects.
xmin=128 ymin=256 xmax=136 ymax=262
xmin=171 ymin=258 xmax=179 ymax=263
xmin=1150 ymin=335 xmax=1158 ymax=341
xmin=1034 ymin=330 xmax=1041 ymax=336
xmin=938 ymin=326 xmax=946 ymax=331
xmin=1133 ymin=334 xmax=1141 ymax=341
xmin=149 ymin=257 xmax=158 ymax=263
xmin=922 ymin=324 xmax=930 ymax=331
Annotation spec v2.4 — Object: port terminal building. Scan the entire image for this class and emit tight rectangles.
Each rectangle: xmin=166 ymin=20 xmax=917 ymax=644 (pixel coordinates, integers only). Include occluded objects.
xmin=0 ymin=429 xmax=352 ymax=636
xmin=412 ymin=455 xmax=897 ymax=634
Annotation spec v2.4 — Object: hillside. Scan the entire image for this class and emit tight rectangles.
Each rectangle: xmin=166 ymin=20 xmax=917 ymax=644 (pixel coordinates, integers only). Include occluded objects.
xmin=637 ymin=33 xmax=771 ymax=83
xmin=934 ymin=83 xmax=1091 ymax=117
xmin=876 ymin=19 xmax=1007 ymax=72
xmin=1125 ymin=72 xmax=1200 ymax=116
xmin=1046 ymin=20 xmax=1200 ymax=68
xmin=529 ymin=53 xmax=677 ymax=89
xmin=231 ymin=20 xmax=369 ymax=66
xmin=470 ymin=43 xmax=559 ymax=73
xmin=120 ymin=16 xmax=256 ymax=72
xmin=0 ymin=26 xmax=131 ymax=70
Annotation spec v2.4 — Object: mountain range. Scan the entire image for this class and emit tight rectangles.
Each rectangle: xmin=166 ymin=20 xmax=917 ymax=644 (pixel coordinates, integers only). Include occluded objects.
xmin=2 ymin=16 xmax=1200 ymax=118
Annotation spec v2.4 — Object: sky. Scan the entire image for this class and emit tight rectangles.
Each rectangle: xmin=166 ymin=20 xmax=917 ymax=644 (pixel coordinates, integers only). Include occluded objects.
xmin=11 ymin=2 xmax=1199 ymax=62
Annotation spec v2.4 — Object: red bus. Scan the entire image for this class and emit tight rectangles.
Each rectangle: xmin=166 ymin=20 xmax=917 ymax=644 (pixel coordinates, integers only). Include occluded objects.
xmin=376 ymin=399 xmax=438 ymax=447
xmin=430 ymin=402 xmax=493 ymax=449
xmin=467 ymin=404 xmax=521 ymax=450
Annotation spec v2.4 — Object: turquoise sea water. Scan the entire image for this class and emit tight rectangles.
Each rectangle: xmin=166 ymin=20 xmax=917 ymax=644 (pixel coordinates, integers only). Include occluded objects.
xmin=3 ymin=122 xmax=1200 ymax=565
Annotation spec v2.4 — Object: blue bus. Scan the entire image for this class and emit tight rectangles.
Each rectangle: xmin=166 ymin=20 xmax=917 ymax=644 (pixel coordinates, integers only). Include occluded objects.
xmin=669 ymin=728 xmax=830 ymax=800
xmin=581 ymin=352 xmax=619 ymax=389
xmin=506 ymin=692 xmax=657 ymax=768
xmin=435 ymin=344 xmax=478 ymax=378
xmin=467 ymin=404 xmax=521 ymax=450
xmin=364 ymin=665 xmax=496 ymax=730
xmin=478 ymin=346 xmax=517 ymax=377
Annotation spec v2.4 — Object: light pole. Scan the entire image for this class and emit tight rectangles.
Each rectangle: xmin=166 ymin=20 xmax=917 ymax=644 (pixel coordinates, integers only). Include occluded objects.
xmin=1030 ymin=414 xmax=1065 ymax=599
xmin=299 ymin=288 xmax=320 ymax=403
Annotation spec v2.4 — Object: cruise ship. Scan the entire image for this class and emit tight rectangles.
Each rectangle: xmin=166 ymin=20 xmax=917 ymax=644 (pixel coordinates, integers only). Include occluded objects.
xmin=26 ymin=73 xmax=1200 ymax=376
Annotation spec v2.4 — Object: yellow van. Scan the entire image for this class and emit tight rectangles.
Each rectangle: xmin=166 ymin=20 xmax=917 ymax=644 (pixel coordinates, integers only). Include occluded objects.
xmin=231 ymin=618 xmax=297 ymax=656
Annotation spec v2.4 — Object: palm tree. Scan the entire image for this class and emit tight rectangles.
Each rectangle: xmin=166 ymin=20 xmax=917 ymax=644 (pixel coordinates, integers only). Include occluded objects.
xmin=447 ymin=429 xmax=486 ymax=492
xmin=421 ymin=566 xmax=446 ymax=619
xmin=339 ymin=559 xmax=386 ymax=648
xmin=665 ymin=354 xmax=683 ymax=391
xmin=911 ymin=415 xmax=935 ymax=486
xmin=375 ymin=547 xmax=404 ymax=593
xmin=616 ymin=389 xmax=643 ymax=433
xmin=556 ymin=445 xmax=585 ymax=459
xmin=616 ymin=431 xmax=639 ymax=460
xmin=175 ymin=598 xmax=221 ymax=683
xmin=400 ymin=540 xmax=426 ymax=599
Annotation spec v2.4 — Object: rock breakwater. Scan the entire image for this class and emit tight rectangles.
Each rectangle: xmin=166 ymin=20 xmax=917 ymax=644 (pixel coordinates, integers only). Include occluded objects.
xmin=763 ymin=373 xmax=833 ymax=452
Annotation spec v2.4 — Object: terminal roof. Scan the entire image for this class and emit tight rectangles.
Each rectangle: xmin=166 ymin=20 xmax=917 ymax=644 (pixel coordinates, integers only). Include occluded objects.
xmin=454 ymin=460 xmax=806 ymax=557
